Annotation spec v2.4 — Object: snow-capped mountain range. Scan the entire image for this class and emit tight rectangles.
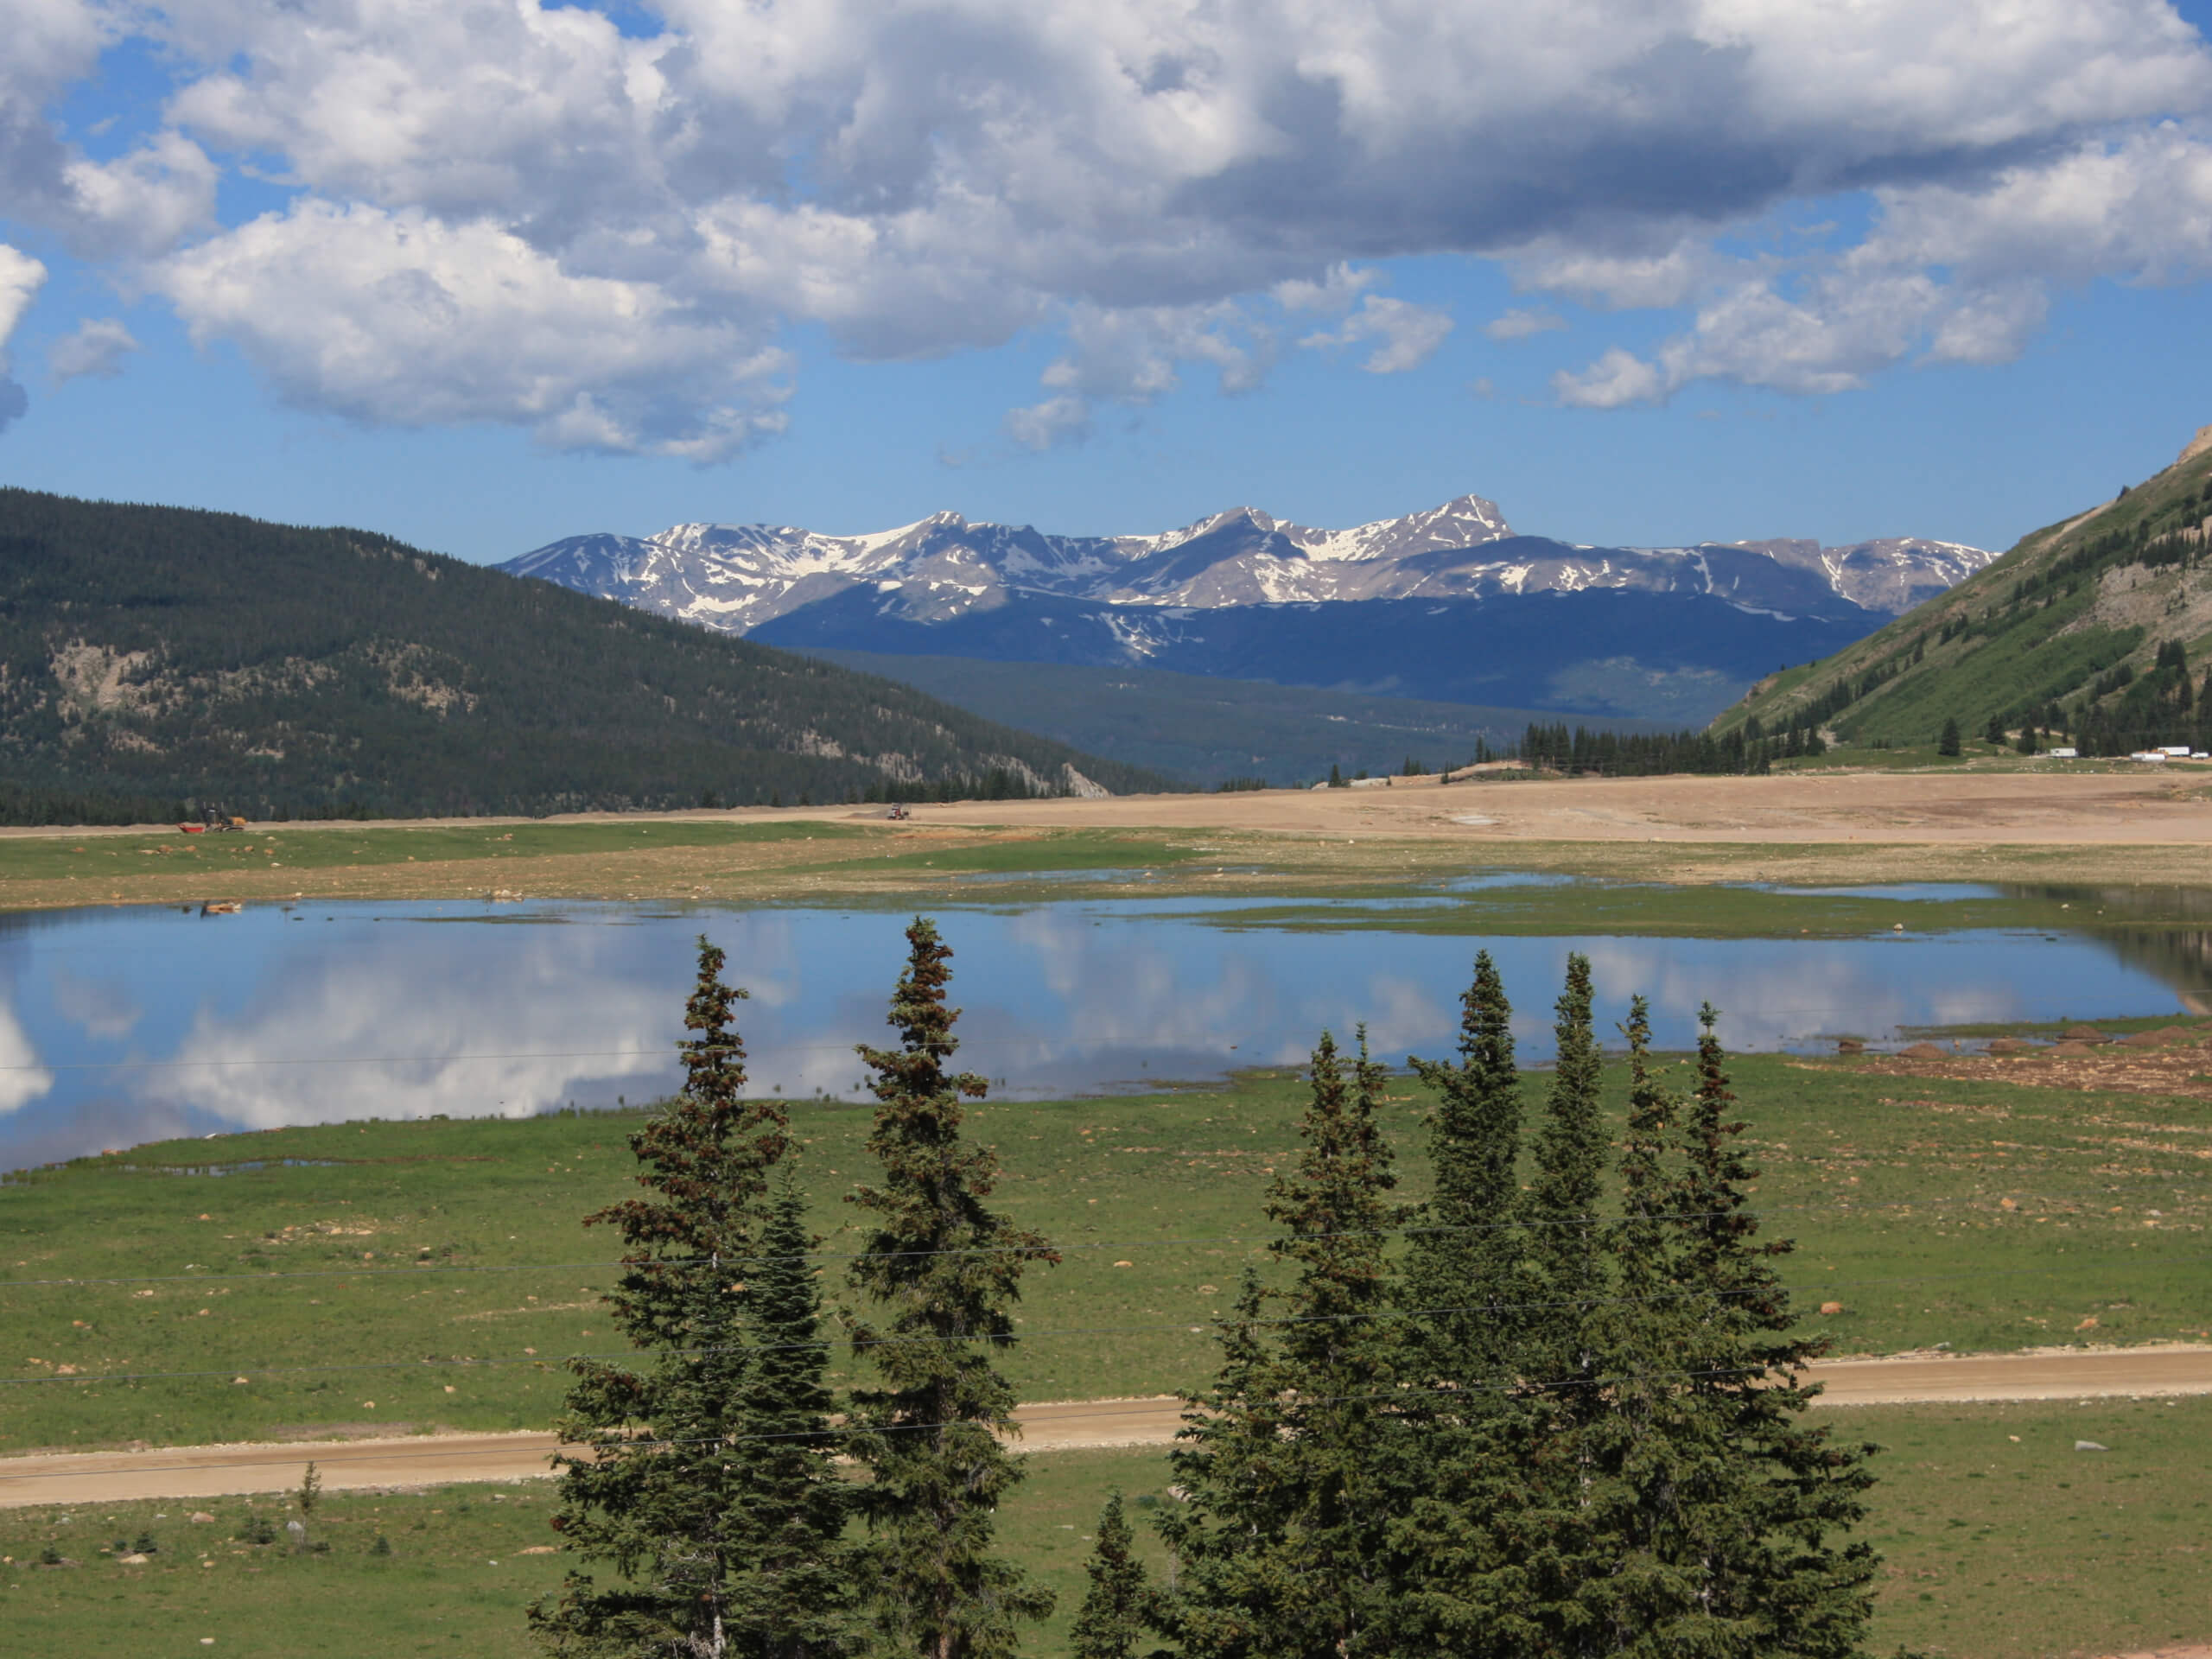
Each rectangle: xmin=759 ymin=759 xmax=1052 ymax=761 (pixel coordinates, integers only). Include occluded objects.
xmin=500 ymin=493 xmax=1994 ymax=638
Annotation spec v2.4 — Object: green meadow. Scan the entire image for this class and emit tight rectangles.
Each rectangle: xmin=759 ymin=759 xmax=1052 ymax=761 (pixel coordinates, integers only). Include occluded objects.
xmin=0 ymin=818 xmax=874 ymax=883
xmin=3 ymin=1050 xmax=2204 ymax=1453
xmin=2 ymin=1396 xmax=2206 ymax=1659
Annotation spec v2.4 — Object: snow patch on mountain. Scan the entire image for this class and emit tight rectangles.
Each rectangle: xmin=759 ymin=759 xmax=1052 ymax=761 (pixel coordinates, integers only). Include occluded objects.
xmin=500 ymin=493 xmax=1994 ymax=640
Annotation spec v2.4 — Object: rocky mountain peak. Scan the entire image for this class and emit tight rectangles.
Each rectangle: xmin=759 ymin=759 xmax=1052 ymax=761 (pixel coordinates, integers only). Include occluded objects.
xmin=500 ymin=493 xmax=1993 ymax=641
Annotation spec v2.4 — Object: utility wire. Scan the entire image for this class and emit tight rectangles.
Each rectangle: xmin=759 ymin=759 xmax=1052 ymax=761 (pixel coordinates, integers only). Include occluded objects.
xmin=7 ymin=1253 xmax=2201 ymax=1389
xmin=0 ymin=1185 xmax=2183 ymax=1290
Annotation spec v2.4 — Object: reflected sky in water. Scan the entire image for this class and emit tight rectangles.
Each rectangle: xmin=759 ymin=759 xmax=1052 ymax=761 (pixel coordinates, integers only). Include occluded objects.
xmin=0 ymin=894 xmax=2191 ymax=1173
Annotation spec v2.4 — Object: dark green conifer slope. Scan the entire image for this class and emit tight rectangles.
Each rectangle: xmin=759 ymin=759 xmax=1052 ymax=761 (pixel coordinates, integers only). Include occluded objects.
xmin=0 ymin=487 xmax=1170 ymax=822
xmin=1713 ymin=430 xmax=2212 ymax=754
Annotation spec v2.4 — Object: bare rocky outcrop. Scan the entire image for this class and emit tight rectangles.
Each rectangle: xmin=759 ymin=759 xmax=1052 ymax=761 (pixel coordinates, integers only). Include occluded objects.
xmin=49 ymin=640 xmax=159 ymax=717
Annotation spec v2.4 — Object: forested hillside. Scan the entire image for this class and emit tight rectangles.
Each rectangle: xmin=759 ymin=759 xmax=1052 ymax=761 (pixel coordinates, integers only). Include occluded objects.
xmin=797 ymin=650 xmax=1651 ymax=785
xmin=1714 ymin=429 xmax=2212 ymax=755
xmin=0 ymin=489 xmax=1168 ymax=823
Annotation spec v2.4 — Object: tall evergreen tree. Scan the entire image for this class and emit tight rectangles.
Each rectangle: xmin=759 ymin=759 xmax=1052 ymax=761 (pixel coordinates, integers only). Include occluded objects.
xmin=1160 ymin=1030 xmax=1405 ymax=1659
xmin=1404 ymin=950 xmax=1527 ymax=1374
xmin=533 ymin=937 xmax=817 ymax=1659
xmin=721 ymin=1166 xmax=859 ymax=1658
xmin=1381 ymin=951 xmax=1557 ymax=1657
xmin=844 ymin=918 xmax=1058 ymax=1659
xmin=1541 ymin=1001 xmax=1885 ymax=1659
xmin=1071 ymin=1492 xmax=1159 ymax=1659
xmin=1662 ymin=1006 xmax=1884 ymax=1658
xmin=1551 ymin=995 xmax=1707 ymax=1658
xmin=1528 ymin=953 xmax=1609 ymax=1333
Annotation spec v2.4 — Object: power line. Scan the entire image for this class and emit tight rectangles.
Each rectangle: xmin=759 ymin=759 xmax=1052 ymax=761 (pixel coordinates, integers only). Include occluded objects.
xmin=0 ymin=1185 xmax=2180 ymax=1289
xmin=7 ymin=1254 xmax=2198 ymax=1389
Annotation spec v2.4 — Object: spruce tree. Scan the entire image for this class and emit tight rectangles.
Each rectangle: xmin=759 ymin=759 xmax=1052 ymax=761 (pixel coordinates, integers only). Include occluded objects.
xmin=1937 ymin=717 xmax=1961 ymax=757
xmin=1528 ymin=953 xmax=1608 ymax=1319
xmin=1160 ymin=1030 xmax=1405 ymax=1659
xmin=721 ymin=1167 xmax=859 ymax=1658
xmin=1380 ymin=960 xmax=1560 ymax=1659
xmin=844 ymin=918 xmax=1058 ymax=1659
xmin=533 ymin=937 xmax=818 ymax=1659
xmin=1404 ymin=950 xmax=1527 ymax=1374
xmin=1071 ymin=1492 xmax=1159 ymax=1659
xmin=1550 ymin=995 xmax=1707 ymax=1657
xmin=1662 ymin=1005 xmax=1884 ymax=1658
xmin=1542 ymin=1001 xmax=1885 ymax=1659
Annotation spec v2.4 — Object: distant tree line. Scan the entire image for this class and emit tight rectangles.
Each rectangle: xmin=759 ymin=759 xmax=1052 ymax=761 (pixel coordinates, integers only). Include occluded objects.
xmin=542 ymin=932 xmax=1891 ymax=1659
xmin=1511 ymin=721 xmax=1775 ymax=776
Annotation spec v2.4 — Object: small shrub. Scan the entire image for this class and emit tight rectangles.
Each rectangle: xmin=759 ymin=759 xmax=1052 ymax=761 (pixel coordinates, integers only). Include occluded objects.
xmin=39 ymin=1545 xmax=61 ymax=1566
xmin=131 ymin=1532 xmax=157 ymax=1554
xmin=371 ymin=1535 xmax=392 ymax=1556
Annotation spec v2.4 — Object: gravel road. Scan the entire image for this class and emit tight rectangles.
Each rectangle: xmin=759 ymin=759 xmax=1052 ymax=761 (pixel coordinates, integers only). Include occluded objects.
xmin=4 ymin=1344 xmax=2206 ymax=1509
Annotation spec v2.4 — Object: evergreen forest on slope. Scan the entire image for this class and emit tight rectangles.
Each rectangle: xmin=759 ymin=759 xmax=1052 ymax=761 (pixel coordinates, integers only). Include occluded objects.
xmin=1715 ymin=432 xmax=2212 ymax=756
xmin=798 ymin=649 xmax=1666 ymax=786
xmin=0 ymin=488 xmax=1170 ymax=824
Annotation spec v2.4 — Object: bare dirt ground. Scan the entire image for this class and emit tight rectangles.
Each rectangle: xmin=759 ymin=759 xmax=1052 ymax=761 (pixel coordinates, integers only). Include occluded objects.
xmin=5 ymin=1346 xmax=2207 ymax=1508
xmin=5 ymin=768 xmax=2212 ymax=910
xmin=913 ymin=766 xmax=2212 ymax=849
xmin=12 ymin=765 xmax=2208 ymax=849
xmin=1856 ymin=1027 xmax=2212 ymax=1106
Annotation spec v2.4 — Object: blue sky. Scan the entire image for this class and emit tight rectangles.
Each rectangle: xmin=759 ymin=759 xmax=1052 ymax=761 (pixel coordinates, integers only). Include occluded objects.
xmin=4 ymin=0 xmax=2212 ymax=563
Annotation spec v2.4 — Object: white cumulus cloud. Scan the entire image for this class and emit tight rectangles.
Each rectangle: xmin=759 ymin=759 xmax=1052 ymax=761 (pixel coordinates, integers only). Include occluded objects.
xmin=1484 ymin=308 xmax=1567 ymax=342
xmin=1554 ymin=346 xmax=1669 ymax=410
xmin=0 ymin=241 xmax=46 ymax=434
xmin=156 ymin=201 xmax=791 ymax=460
xmin=2 ymin=0 xmax=2209 ymax=443
xmin=1300 ymin=295 xmax=1454 ymax=374
xmin=48 ymin=316 xmax=138 ymax=383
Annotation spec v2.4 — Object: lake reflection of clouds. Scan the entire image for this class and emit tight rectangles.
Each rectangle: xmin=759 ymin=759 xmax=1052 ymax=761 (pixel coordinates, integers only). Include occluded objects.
xmin=0 ymin=1002 xmax=53 ymax=1116
xmin=0 ymin=898 xmax=2194 ymax=1172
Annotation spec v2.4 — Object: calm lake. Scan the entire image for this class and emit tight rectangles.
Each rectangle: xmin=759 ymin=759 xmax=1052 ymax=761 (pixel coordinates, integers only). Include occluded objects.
xmin=0 ymin=885 xmax=2202 ymax=1173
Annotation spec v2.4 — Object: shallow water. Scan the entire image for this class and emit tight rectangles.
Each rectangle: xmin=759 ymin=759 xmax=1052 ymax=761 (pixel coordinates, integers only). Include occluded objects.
xmin=0 ymin=889 xmax=2197 ymax=1173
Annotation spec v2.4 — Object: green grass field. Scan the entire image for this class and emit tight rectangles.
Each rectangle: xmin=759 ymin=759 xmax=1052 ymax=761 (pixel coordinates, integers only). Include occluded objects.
xmin=0 ymin=819 xmax=875 ymax=883
xmin=3 ymin=1051 xmax=2204 ymax=1453
xmin=1169 ymin=881 xmax=2088 ymax=937
xmin=3 ymin=1396 xmax=2206 ymax=1659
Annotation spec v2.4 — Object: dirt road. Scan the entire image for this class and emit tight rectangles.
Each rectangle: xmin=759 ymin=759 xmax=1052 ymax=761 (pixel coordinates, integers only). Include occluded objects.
xmin=6 ymin=1345 xmax=2206 ymax=1509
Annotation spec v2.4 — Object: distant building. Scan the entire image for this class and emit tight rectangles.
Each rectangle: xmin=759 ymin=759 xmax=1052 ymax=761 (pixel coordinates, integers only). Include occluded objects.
xmin=2047 ymin=747 xmax=2078 ymax=759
